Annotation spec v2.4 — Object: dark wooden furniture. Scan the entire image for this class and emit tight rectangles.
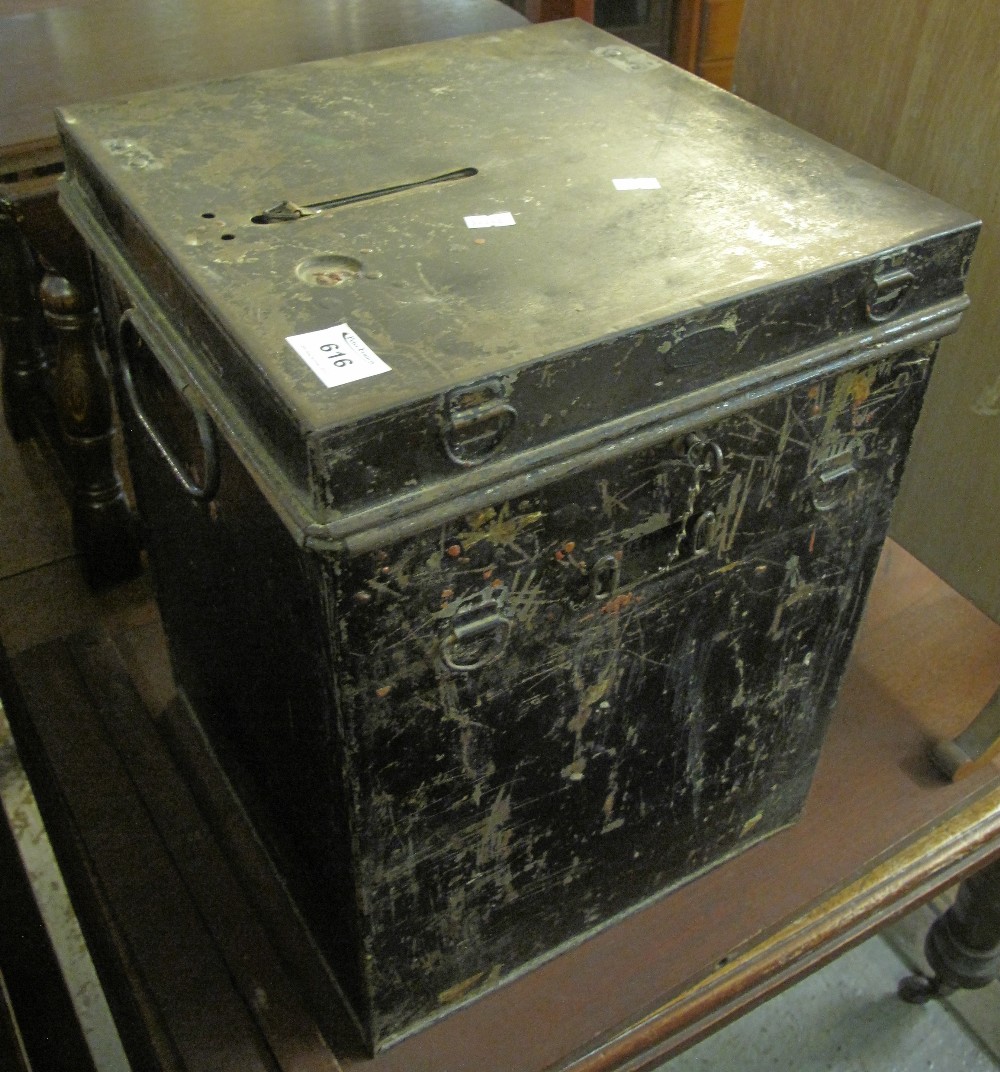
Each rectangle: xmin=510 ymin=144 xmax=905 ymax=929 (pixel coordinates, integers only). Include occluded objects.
xmin=525 ymin=1 xmax=596 ymax=19
xmin=2 ymin=540 xmax=999 ymax=1070
xmin=900 ymin=856 xmax=1000 ymax=1004
xmin=670 ymin=0 xmax=745 ymax=88
xmin=503 ymin=2 xmax=595 ymax=21
xmin=0 ymin=0 xmax=527 ymax=586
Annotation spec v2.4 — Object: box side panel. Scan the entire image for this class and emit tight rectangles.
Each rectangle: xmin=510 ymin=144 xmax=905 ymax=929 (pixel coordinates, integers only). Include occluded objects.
xmin=96 ymin=273 xmax=370 ymax=1038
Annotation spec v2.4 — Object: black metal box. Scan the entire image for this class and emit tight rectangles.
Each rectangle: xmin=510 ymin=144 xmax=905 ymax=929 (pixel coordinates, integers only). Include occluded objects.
xmin=57 ymin=21 xmax=977 ymax=1050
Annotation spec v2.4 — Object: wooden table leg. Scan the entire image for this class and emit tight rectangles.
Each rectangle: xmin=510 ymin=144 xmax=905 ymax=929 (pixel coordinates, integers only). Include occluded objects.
xmin=932 ymin=686 xmax=1000 ymax=782
xmin=39 ymin=269 xmax=141 ymax=587
xmin=0 ymin=196 xmax=45 ymax=443
xmin=899 ymin=855 xmax=1000 ymax=1003
xmin=899 ymin=689 xmax=1000 ymax=1003
xmin=2 ymin=175 xmax=141 ymax=587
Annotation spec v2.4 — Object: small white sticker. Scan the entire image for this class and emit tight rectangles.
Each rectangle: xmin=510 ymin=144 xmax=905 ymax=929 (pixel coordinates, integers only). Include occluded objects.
xmin=613 ymin=177 xmax=661 ymax=190
xmin=286 ymin=323 xmax=391 ymax=389
xmin=464 ymin=212 xmax=516 ymax=229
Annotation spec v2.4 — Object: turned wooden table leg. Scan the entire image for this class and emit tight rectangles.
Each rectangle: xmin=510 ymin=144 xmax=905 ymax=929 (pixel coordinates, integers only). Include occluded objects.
xmin=0 ymin=197 xmax=46 ymax=442
xmin=39 ymin=270 xmax=141 ymax=586
xmin=899 ymin=856 xmax=1000 ymax=1003
xmin=931 ymin=686 xmax=1000 ymax=782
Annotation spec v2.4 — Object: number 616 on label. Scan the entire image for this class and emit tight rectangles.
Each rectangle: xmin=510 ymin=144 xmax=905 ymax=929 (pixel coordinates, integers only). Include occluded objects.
xmin=286 ymin=323 xmax=392 ymax=389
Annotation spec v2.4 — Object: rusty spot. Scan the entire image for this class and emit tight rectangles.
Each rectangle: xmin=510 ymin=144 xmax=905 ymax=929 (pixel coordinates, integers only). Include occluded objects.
xmin=845 ymin=372 xmax=872 ymax=405
xmin=740 ymin=811 xmax=764 ymax=837
xmin=554 ymin=549 xmax=565 ymax=561
xmin=353 ymin=589 xmax=373 ymax=604
xmin=808 ymin=529 xmax=816 ymax=555
xmin=446 ymin=543 xmax=462 ymax=558
xmin=459 ymin=503 xmax=544 ymax=552
xmin=441 ymin=587 xmax=454 ymax=601
xmin=491 ymin=577 xmax=504 ymax=588
xmin=562 ymin=758 xmax=586 ymax=782
xmin=294 ymin=254 xmax=363 ymax=287
xmin=438 ymin=970 xmax=487 ymax=1004
xmin=601 ymin=592 xmax=636 ymax=615
xmin=438 ymin=964 xmax=502 ymax=1004
xmin=375 ymin=685 xmax=393 ymax=699
xmin=563 ymin=540 xmax=576 ymax=553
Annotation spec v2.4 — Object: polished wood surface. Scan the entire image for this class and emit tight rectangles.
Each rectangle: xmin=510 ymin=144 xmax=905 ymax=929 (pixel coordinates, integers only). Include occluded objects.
xmin=670 ymin=0 xmax=744 ymax=89
xmin=4 ymin=540 xmax=1000 ymax=1071
xmin=1 ymin=0 xmax=527 ymax=153
xmin=734 ymin=0 xmax=1000 ymax=623
xmin=523 ymin=1 xmax=595 ymax=22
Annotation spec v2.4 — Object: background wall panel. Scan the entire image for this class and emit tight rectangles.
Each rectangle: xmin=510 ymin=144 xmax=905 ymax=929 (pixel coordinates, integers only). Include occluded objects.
xmin=735 ymin=0 xmax=1000 ymax=620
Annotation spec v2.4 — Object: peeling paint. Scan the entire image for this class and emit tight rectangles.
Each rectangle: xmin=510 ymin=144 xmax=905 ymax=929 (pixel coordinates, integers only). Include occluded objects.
xmin=458 ymin=502 xmax=544 ymax=552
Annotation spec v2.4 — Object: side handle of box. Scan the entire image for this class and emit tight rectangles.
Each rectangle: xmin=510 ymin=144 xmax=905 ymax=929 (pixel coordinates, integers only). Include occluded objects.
xmin=118 ymin=307 xmax=220 ymax=501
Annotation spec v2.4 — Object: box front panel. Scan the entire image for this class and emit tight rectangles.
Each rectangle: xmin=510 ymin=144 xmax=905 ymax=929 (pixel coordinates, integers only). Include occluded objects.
xmin=334 ymin=347 xmax=934 ymax=1041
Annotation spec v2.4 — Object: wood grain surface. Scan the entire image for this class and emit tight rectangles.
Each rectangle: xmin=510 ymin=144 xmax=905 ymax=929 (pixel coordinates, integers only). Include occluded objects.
xmin=735 ymin=0 xmax=1000 ymax=623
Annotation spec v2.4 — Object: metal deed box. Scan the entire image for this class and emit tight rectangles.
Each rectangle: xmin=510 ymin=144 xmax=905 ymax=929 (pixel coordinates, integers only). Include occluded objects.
xmin=57 ymin=20 xmax=977 ymax=1052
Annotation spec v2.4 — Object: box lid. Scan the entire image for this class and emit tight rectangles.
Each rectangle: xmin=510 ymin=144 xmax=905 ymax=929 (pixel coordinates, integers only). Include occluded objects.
xmin=57 ymin=20 xmax=978 ymax=545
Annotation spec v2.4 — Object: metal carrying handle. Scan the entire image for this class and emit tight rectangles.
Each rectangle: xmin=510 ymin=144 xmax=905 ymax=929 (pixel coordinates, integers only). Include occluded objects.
xmin=441 ymin=384 xmax=518 ymax=468
xmin=865 ymin=266 xmax=916 ymax=323
xmin=811 ymin=455 xmax=859 ymax=513
xmin=439 ymin=586 xmax=513 ymax=673
xmin=591 ymin=554 xmax=622 ymax=600
xmin=118 ymin=309 xmax=220 ymax=501
xmin=440 ymin=614 xmax=513 ymax=673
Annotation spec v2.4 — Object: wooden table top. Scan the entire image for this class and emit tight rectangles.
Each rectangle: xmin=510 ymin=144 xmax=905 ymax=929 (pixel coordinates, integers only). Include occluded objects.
xmin=0 ymin=0 xmax=527 ymax=154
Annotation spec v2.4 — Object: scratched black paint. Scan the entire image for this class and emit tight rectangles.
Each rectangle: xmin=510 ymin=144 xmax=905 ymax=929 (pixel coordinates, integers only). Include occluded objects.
xmin=111 ymin=330 xmax=939 ymax=1046
xmin=331 ymin=350 xmax=930 ymax=1032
